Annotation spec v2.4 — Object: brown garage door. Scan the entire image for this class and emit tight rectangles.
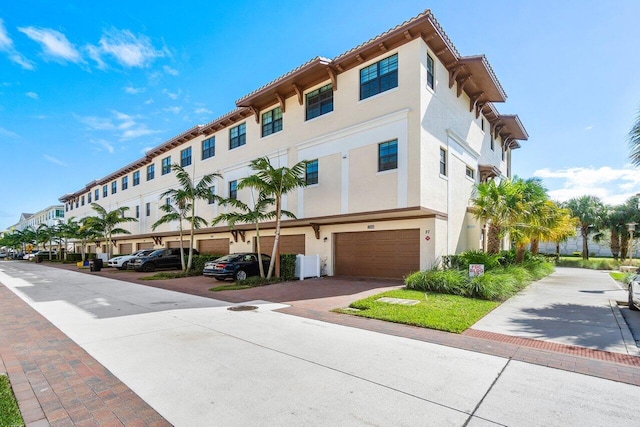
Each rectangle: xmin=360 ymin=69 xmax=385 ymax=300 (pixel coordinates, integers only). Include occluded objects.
xmin=198 ymin=238 xmax=229 ymax=255
xmin=334 ymin=229 xmax=420 ymax=279
xmin=167 ymin=240 xmax=189 ymax=249
xmin=255 ymin=235 xmax=305 ymax=256
xmin=137 ymin=242 xmax=154 ymax=250
xmin=119 ymin=243 xmax=132 ymax=255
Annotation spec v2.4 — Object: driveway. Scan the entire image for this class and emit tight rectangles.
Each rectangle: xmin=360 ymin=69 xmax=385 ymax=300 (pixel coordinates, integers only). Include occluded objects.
xmin=2 ymin=261 xmax=640 ymax=426
xmin=471 ymin=267 xmax=638 ymax=355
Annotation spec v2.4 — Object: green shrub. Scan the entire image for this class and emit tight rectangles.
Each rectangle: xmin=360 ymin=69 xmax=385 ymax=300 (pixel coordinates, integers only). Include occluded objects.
xmin=405 ymin=269 xmax=467 ymax=295
xmin=280 ymin=253 xmax=296 ymax=280
xmin=572 ymin=251 xmax=582 ymax=257
xmin=235 ymin=276 xmax=282 ymax=287
xmin=458 ymin=250 xmax=502 ymax=270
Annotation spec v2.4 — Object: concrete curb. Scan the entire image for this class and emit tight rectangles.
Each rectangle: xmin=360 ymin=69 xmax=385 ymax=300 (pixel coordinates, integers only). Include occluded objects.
xmin=610 ymin=299 xmax=640 ymax=357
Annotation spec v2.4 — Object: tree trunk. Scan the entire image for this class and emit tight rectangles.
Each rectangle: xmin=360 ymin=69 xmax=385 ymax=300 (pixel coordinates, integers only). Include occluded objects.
xmin=581 ymin=227 xmax=589 ymax=260
xmin=621 ymin=232 xmax=630 ymax=263
xmin=255 ymin=222 xmax=265 ymax=278
xmin=267 ymin=199 xmax=282 ymax=279
xmin=530 ymin=239 xmax=539 ymax=255
xmin=555 ymin=242 xmax=560 ymax=260
xmin=515 ymin=244 xmax=526 ymax=264
xmin=610 ymin=228 xmax=620 ymax=261
xmin=487 ymin=224 xmax=501 ymax=254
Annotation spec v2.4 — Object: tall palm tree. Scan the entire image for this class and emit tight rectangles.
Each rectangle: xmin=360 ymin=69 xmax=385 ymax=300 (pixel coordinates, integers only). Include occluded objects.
xmin=239 ymin=157 xmax=308 ymax=278
xmin=629 ymin=110 xmax=640 ymax=166
xmin=82 ymin=203 xmax=137 ymax=259
xmin=160 ymin=163 xmax=222 ymax=271
xmin=565 ymin=195 xmax=606 ymax=260
xmin=212 ymin=190 xmax=295 ymax=278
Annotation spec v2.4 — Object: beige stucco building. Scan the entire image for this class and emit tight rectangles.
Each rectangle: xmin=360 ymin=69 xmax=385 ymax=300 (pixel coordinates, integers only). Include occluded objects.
xmin=59 ymin=10 xmax=528 ymax=278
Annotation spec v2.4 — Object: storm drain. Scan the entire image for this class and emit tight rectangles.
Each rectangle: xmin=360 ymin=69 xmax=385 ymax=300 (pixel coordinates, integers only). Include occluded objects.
xmin=227 ymin=305 xmax=258 ymax=312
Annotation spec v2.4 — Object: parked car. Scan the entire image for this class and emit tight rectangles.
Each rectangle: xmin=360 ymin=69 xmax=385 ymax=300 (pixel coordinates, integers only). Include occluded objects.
xmin=0 ymin=251 xmax=6 ymax=259
xmin=108 ymin=249 xmax=155 ymax=270
xmin=203 ymin=253 xmax=271 ymax=281
xmin=128 ymin=248 xmax=199 ymax=272
xmin=629 ymin=273 xmax=640 ymax=311
xmin=24 ymin=250 xmax=57 ymax=260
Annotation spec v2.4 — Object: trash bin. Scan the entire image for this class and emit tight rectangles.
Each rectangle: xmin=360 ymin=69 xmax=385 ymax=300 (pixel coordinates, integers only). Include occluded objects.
xmin=90 ymin=259 xmax=103 ymax=272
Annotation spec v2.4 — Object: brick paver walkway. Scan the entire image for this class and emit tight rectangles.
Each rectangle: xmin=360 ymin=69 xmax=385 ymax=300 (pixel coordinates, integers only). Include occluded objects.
xmin=0 ymin=284 xmax=170 ymax=427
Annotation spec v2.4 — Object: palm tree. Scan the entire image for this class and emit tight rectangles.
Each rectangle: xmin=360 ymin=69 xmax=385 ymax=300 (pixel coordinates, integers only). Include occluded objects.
xmin=629 ymin=110 xmax=640 ymax=166
xmin=212 ymin=190 xmax=295 ymax=278
xmin=471 ymin=178 xmax=520 ymax=254
xmin=82 ymin=203 xmax=137 ymax=259
xmin=152 ymin=200 xmax=207 ymax=272
xmin=565 ymin=195 xmax=606 ymax=260
xmin=36 ymin=223 xmax=56 ymax=260
xmin=545 ymin=205 xmax=578 ymax=259
xmin=160 ymin=164 xmax=222 ymax=271
xmin=238 ymin=157 xmax=308 ymax=279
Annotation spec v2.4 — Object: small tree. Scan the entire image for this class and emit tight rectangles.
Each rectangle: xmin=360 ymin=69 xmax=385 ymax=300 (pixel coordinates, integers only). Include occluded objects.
xmin=239 ymin=157 xmax=308 ymax=278
xmin=161 ymin=164 xmax=221 ymax=271
xmin=212 ymin=190 xmax=295 ymax=278
xmin=82 ymin=203 xmax=137 ymax=259
xmin=565 ymin=195 xmax=606 ymax=260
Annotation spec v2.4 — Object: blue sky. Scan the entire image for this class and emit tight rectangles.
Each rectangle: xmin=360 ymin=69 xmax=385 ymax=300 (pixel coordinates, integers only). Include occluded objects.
xmin=1 ymin=0 xmax=639 ymax=231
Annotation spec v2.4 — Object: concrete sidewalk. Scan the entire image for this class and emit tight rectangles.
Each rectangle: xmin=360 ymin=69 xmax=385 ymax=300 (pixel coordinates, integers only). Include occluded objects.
xmin=471 ymin=267 xmax=639 ymax=355
xmin=2 ymin=261 xmax=640 ymax=426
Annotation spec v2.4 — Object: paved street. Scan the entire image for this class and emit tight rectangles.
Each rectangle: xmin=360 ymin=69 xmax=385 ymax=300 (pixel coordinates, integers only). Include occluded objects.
xmin=1 ymin=262 xmax=640 ymax=426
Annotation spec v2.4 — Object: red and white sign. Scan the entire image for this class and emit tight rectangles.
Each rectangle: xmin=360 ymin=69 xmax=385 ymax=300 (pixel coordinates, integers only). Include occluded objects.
xmin=469 ymin=264 xmax=485 ymax=277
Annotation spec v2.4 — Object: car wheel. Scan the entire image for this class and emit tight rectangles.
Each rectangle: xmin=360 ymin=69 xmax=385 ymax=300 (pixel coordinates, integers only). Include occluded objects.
xmin=234 ymin=269 xmax=247 ymax=281
xmin=629 ymin=285 xmax=639 ymax=311
xmin=121 ymin=261 xmax=128 ymax=270
xmin=142 ymin=263 xmax=155 ymax=272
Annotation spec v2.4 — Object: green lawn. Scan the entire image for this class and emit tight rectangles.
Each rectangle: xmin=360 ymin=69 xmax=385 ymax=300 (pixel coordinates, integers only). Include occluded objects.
xmin=0 ymin=375 xmax=23 ymax=427
xmin=334 ymin=289 xmax=499 ymax=333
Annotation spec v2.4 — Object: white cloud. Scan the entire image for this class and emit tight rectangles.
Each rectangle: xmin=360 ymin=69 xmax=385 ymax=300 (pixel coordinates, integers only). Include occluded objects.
xmin=585 ymin=125 xmax=594 ymax=131
xmin=144 ymin=98 xmax=154 ymax=105
xmin=534 ymin=166 xmax=640 ymax=205
xmin=194 ymin=107 xmax=212 ymax=115
xmin=163 ymin=65 xmax=178 ymax=76
xmin=90 ymin=139 xmax=114 ymax=154
xmin=89 ymin=28 xmax=168 ymax=68
xmin=75 ymin=110 xmax=159 ymax=140
xmin=85 ymin=44 xmax=105 ymax=69
xmin=44 ymin=154 xmax=67 ymax=166
xmin=0 ymin=19 xmax=34 ymax=70
xmin=162 ymin=88 xmax=181 ymax=100
xmin=0 ymin=126 xmax=19 ymax=138
xmin=25 ymin=91 xmax=38 ymax=99
xmin=163 ymin=106 xmax=182 ymax=114
xmin=19 ymin=26 xmax=82 ymax=63
xmin=124 ymin=86 xmax=145 ymax=94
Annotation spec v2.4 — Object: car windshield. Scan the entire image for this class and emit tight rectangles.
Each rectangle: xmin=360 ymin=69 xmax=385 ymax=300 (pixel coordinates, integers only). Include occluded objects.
xmin=214 ymin=254 xmax=243 ymax=263
xmin=147 ymin=250 xmax=165 ymax=257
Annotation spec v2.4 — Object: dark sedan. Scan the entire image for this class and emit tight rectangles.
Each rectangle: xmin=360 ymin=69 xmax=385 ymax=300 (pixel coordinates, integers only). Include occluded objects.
xmin=203 ymin=253 xmax=271 ymax=281
xmin=128 ymin=248 xmax=199 ymax=272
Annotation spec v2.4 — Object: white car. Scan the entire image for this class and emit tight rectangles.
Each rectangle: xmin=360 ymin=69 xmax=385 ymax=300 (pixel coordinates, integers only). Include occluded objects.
xmin=108 ymin=249 xmax=154 ymax=270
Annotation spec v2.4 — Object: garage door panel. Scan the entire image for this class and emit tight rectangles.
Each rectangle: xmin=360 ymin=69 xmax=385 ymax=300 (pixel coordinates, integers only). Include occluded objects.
xmin=137 ymin=242 xmax=154 ymax=250
xmin=335 ymin=229 xmax=419 ymax=279
xmin=198 ymin=238 xmax=229 ymax=255
xmin=256 ymin=235 xmax=305 ymax=255
xmin=119 ymin=243 xmax=133 ymax=255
